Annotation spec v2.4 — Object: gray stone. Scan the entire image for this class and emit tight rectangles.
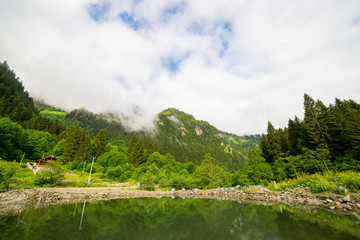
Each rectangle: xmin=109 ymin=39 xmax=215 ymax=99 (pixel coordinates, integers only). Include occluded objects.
xmin=341 ymin=195 xmax=351 ymax=203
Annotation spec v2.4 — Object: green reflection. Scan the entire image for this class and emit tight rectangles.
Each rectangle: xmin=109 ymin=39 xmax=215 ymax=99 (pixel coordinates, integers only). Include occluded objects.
xmin=0 ymin=198 xmax=359 ymax=240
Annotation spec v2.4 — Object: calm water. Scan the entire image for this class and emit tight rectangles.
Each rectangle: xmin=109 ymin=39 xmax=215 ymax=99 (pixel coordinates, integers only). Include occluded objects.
xmin=1 ymin=197 xmax=359 ymax=240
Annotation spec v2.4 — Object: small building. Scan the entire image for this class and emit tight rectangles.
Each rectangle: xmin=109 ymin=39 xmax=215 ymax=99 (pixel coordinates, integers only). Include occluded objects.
xmin=36 ymin=155 xmax=59 ymax=168
xmin=27 ymin=155 xmax=59 ymax=174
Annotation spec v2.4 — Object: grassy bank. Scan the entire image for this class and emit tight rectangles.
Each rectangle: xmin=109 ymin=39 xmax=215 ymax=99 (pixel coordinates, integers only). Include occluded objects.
xmin=1 ymin=160 xmax=360 ymax=195
xmin=267 ymin=171 xmax=360 ymax=194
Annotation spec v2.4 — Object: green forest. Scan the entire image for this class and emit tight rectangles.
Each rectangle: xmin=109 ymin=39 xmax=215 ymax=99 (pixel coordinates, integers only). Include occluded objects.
xmin=0 ymin=61 xmax=359 ymax=194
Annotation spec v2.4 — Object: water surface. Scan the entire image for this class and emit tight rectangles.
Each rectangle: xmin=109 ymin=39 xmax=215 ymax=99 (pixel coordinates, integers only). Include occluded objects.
xmin=0 ymin=198 xmax=359 ymax=240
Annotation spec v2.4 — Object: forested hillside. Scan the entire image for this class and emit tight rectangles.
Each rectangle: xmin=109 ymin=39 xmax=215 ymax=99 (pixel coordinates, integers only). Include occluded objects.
xmin=258 ymin=94 xmax=360 ymax=179
xmin=148 ymin=108 xmax=248 ymax=170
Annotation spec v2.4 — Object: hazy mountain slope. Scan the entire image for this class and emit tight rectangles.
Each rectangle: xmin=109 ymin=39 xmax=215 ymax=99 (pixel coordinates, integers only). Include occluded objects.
xmin=149 ymin=108 xmax=248 ymax=170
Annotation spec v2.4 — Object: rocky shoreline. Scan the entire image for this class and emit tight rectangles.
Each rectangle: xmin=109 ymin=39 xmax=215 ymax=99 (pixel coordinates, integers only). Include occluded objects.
xmin=1 ymin=186 xmax=360 ymax=216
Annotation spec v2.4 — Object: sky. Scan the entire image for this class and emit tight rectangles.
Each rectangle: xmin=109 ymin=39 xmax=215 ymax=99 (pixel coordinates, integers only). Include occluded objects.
xmin=1 ymin=0 xmax=360 ymax=134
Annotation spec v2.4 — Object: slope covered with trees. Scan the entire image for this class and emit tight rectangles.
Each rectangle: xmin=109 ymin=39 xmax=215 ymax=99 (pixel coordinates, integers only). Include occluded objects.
xmin=257 ymin=94 xmax=360 ymax=182
xmin=148 ymin=108 xmax=248 ymax=170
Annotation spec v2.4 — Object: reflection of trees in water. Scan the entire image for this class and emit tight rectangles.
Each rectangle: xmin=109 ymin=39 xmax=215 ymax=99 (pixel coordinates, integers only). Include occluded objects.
xmin=0 ymin=198 xmax=359 ymax=240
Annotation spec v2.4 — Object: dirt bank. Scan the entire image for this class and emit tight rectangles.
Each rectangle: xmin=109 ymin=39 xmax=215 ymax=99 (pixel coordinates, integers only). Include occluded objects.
xmin=1 ymin=186 xmax=360 ymax=216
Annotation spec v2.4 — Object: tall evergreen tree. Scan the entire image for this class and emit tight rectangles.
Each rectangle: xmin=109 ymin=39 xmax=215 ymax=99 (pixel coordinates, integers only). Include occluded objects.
xmin=76 ymin=129 xmax=93 ymax=162
xmin=63 ymin=125 xmax=84 ymax=161
xmin=288 ymin=116 xmax=303 ymax=156
xmin=260 ymin=121 xmax=282 ymax=163
xmin=94 ymin=129 xmax=107 ymax=157
xmin=127 ymin=134 xmax=145 ymax=167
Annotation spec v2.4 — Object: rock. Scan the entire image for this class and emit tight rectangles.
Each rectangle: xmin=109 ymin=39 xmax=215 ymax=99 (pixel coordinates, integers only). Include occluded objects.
xmin=344 ymin=204 xmax=353 ymax=211
xmin=171 ymin=188 xmax=175 ymax=192
xmin=326 ymin=199 xmax=333 ymax=203
xmin=341 ymin=195 xmax=351 ymax=203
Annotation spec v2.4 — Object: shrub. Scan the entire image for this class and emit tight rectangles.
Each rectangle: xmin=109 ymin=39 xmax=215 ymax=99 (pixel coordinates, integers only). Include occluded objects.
xmin=138 ymin=172 xmax=155 ymax=191
xmin=34 ymin=162 xmax=64 ymax=187
xmin=106 ymin=166 xmax=123 ymax=180
xmin=168 ymin=174 xmax=193 ymax=190
xmin=0 ymin=160 xmax=18 ymax=189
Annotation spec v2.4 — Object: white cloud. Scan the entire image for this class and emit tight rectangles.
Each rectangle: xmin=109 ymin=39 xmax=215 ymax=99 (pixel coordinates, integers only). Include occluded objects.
xmin=1 ymin=0 xmax=360 ymax=134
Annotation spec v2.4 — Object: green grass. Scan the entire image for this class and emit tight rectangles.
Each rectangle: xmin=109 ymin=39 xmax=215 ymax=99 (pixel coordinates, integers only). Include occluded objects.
xmin=267 ymin=171 xmax=360 ymax=194
xmin=59 ymin=170 xmax=108 ymax=187
xmin=10 ymin=163 xmax=36 ymax=189
xmin=40 ymin=109 xmax=67 ymax=119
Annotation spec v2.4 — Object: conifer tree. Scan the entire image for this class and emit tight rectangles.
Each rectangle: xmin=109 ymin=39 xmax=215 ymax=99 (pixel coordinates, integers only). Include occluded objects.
xmin=94 ymin=129 xmax=107 ymax=157
xmin=260 ymin=121 xmax=282 ymax=162
xmin=64 ymin=124 xmax=84 ymax=161
xmin=144 ymin=141 xmax=155 ymax=160
xmin=76 ymin=129 xmax=93 ymax=162
xmin=288 ymin=116 xmax=303 ymax=156
xmin=127 ymin=134 xmax=145 ymax=167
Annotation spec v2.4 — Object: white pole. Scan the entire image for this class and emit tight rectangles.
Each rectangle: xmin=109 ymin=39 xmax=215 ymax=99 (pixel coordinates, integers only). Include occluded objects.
xmin=20 ymin=152 xmax=25 ymax=164
xmin=87 ymin=157 xmax=95 ymax=185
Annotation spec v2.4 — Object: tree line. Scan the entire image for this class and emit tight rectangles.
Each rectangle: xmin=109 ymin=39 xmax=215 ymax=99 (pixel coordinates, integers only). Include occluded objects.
xmin=258 ymin=94 xmax=360 ymax=182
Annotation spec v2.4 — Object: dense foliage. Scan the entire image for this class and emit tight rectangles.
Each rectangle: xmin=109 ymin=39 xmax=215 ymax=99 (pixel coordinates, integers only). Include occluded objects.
xmin=0 ymin=61 xmax=35 ymax=122
xmin=150 ymin=108 xmax=248 ymax=170
xmin=256 ymin=94 xmax=360 ymax=184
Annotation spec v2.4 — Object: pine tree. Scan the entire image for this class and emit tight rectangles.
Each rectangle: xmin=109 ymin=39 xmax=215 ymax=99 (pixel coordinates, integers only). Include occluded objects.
xmin=76 ymin=129 xmax=92 ymax=162
xmin=94 ymin=129 xmax=107 ymax=157
xmin=127 ymin=134 xmax=145 ymax=167
xmin=288 ymin=116 xmax=303 ymax=156
xmin=63 ymin=125 xmax=84 ymax=161
xmin=264 ymin=121 xmax=281 ymax=162
xmin=144 ymin=141 xmax=155 ymax=160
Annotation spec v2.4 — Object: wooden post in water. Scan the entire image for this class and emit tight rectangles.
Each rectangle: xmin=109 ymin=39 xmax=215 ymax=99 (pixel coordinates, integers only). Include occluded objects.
xmin=87 ymin=157 xmax=95 ymax=185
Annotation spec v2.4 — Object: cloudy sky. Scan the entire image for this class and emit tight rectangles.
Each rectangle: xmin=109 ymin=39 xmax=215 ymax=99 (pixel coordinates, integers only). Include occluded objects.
xmin=1 ymin=0 xmax=360 ymax=134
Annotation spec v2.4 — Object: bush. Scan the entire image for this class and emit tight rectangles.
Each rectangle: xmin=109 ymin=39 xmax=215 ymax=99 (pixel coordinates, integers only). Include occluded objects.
xmin=0 ymin=160 xmax=18 ymax=189
xmin=34 ymin=162 xmax=64 ymax=187
xmin=106 ymin=166 xmax=123 ymax=180
xmin=168 ymin=174 xmax=193 ymax=190
xmin=138 ymin=172 xmax=155 ymax=191
xmin=305 ymin=175 xmax=331 ymax=193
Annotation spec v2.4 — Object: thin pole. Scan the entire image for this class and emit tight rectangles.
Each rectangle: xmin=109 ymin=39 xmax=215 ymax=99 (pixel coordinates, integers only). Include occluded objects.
xmin=82 ymin=161 xmax=86 ymax=173
xmin=20 ymin=152 xmax=25 ymax=164
xmin=87 ymin=157 xmax=95 ymax=185
xmin=79 ymin=201 xmax=86 ymax=230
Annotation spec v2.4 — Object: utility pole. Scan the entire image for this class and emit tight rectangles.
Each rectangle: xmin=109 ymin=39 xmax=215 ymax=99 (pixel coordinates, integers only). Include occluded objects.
xmin=87 ymin=157 xmax=95 ymax=185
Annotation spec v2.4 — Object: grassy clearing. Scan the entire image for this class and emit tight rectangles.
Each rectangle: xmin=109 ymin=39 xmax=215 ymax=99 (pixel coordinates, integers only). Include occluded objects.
xmin=40 ymin=109 xmax=67 ymax=119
